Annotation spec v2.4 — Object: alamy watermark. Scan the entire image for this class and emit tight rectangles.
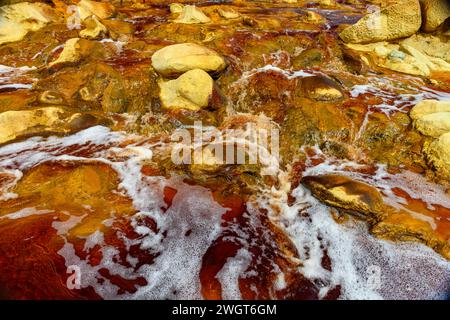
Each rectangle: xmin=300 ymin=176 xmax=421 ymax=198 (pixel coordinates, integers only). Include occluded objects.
xmin=170 ymin=121 xmax=280 ymax=175
xmin=66 ymin=265 xmax=81 ymax=290
xmin=366 ymin=5 xmax=382 ymax=31
xmin=366 ymin=265 xmax=382 ymax=290
xmin=66 ymin=5 xmax=82 ymax=30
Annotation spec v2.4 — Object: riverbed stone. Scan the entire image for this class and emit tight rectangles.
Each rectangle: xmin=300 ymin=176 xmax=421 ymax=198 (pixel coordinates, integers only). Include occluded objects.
xmin=339 ymin=0 xmax=422 ymax=43
xmin=151 ymin=43 xmax=226 ymax=77
xmin=159 ymin=69 xmax=214 ymax=110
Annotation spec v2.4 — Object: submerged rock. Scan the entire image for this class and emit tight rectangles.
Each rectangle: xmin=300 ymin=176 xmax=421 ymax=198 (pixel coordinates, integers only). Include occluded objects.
xmin=151 ymin=43 xmax=226 ymax=77
xmin=300 ymin=75 xmax=344 ymax=102
xmin=159 ymin=69 xmax=214 ymax=110
xmin=419 ymin=0 xmax=450 ymax=32
xmin=302 ymin=175 xmax=384 ymax=218
xmin=371 ymin=211 xmax=450 ymax=260
xmin=100 ymin=78 xmax=127 ymax=113
xmin=305 ymin=10 xmax=325 ymax=24
xmin=293 ymin=48 xmax=324 ymax=68
xmin=339 ymin=0 xmax=421 ymax=43
xmin=38 ymin=90 xmax=65 ymax=105
xmin=0 ymin=2 xmax=60 ymax=45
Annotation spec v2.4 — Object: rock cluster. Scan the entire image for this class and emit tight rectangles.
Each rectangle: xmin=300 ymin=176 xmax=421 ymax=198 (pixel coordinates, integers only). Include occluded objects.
xmin=340 ymin=0 xmax=450 ymax=76
xmin=151 ymin=43 xmax=227 ymax=110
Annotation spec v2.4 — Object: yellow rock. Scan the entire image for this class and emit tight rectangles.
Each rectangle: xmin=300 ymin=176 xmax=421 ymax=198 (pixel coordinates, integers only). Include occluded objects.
xmin=298 ymin=0 xmax=335 ymax=5
xmin=346 ymin=41 xmax=450 ymax=76
xmin=0 ymin=107 xmax=74 ymax=144
xmin=419 ymin=0 xmax=450 ymax=32
xmin=423 ymin=132 xmax=450 ymax=178
xmin=339 ymin=0 xmax=421 ymax=43
xmin=0 ymin=2 xmax=59 ymax=45
xmin=306 ymin=11 xmax=324 ymax=24
xmin=159 ymin=69 xmax=213 ymax=111
xmin=345 ymin=42 xmax=390 ymax=52
xmin=372 ymin=211 xmax=449 ymax=259
xmin=316 ymin=0 xmax=336 ymax=5
xmin=401 ymin=44 xmax=450 ymax=73
xmin=169 ymin=3 xmax=184 ymax=15
xmin=48 ymin=38 xmax=94 ymax=68
xmin=77 ymin=0 xmax=116 ymax=20
xmin=217 ymin=8 xmax=240 ymax=19
xmin=151 ymin=43 xmax=226 ymax=77
xmin=79 ymin=15 xmax=108 ymax=39
xmin=401 ymin=34 xmax=450 ymax=63
xmin=174 ymin=5 xmax=211 ymax=24
xmin=414 ymin=112 xmax=450 ymax=138
xmin=380 ymin=57 xmax=429 ymax=76
xmin=410 ymin=100 xmax=450 ymax=120
xmin=302 ymin=174 xmax=384 ymax=217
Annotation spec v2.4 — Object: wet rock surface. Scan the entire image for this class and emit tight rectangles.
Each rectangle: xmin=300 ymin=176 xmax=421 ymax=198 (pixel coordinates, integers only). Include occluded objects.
xmin=151 ymin=42 xmax=226 ymax=77
xmin=0 ymin=0 xmax=449 ymax=300
xmin=159 ymin=68 xmax=214 ymax=110
xmin=339 ymin=0 xmax=422 ymax=43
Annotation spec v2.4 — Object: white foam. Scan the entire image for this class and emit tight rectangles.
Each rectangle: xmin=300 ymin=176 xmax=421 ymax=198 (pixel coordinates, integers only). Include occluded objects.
xmin=216 ymin=248 xmax=252 ymax=300
xmin=251 ymin=65 xmax=314 ymax=79
xmin=129 ymin=183 xmax=226 ymax=299
xmin=0 ymin=83 xmax=33 ymax=90
xmin=350 ymin=81 xmax=450 ymax=141
xmin=0 ymin=64 xmax=36 ymax=74
xmin=0 ymin=207 xmax=53 ymax=220
xmin=0 ymin=64 xmax=36 ymax=90
xmin=0 ymin=169 xmax=22 ymax=200
xmin=99 ymin=38 xmax=125 ymax=53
